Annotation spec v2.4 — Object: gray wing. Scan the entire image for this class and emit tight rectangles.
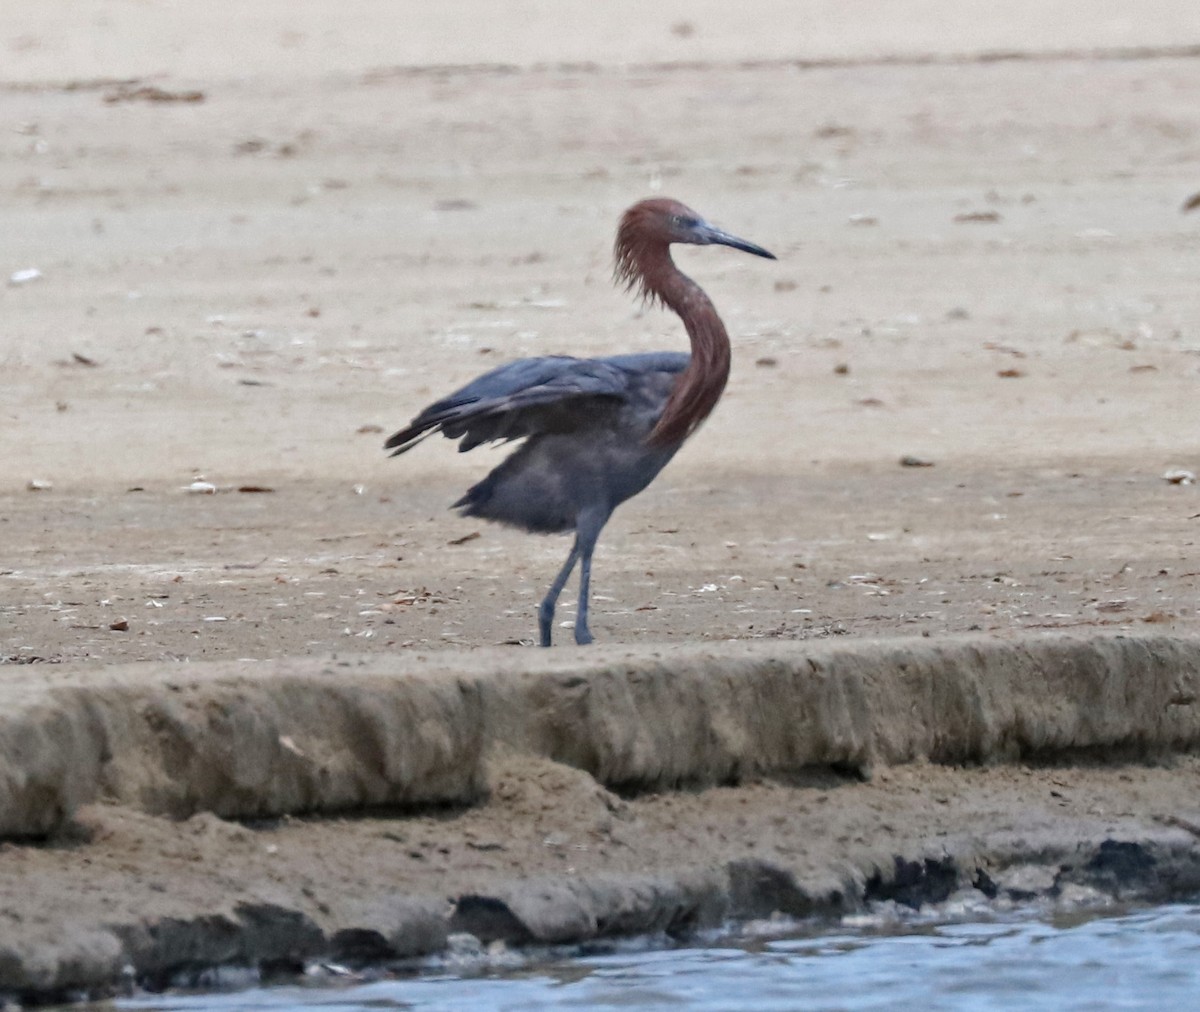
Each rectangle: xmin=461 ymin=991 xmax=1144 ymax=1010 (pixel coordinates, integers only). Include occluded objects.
xmin=384 ymin=352 xmax=688 ymax=456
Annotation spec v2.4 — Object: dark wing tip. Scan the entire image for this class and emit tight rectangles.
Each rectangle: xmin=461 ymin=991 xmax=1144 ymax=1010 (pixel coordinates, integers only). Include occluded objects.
xmin=384 ymin=426 xmax=430 ymax=456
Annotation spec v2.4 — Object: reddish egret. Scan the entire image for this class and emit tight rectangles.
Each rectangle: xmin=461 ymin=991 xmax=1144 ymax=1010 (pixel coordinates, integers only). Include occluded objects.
xmin=385 ymin=198 xmax=775 ymax=645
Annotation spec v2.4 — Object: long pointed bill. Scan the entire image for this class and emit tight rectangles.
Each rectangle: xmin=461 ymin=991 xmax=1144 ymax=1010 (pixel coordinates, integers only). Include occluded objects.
xmin=698 ymin=223 xmax=777 ymax=260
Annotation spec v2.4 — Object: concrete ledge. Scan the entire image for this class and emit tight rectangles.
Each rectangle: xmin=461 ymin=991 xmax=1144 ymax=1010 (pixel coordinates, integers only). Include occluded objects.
xmin=1 ymin=633 xmax=1197 ymax=837
xmin=491 ymin=633 xmax=1200 ymax=786
xmin=0 ymin=667 xmax=490 ymax=837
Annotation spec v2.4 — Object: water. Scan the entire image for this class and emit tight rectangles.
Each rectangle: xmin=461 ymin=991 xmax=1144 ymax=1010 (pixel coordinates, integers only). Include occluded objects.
xmin=108 ymin=902 xmax=1200 ymax=1012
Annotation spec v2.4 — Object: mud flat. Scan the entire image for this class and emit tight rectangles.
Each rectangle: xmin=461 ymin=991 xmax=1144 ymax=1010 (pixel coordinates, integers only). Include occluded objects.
xmin=2 ymin=632 xmax=1200 ymax=1001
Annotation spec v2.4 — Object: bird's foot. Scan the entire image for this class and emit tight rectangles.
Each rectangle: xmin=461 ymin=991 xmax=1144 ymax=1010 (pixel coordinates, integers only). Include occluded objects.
xmin=574 ymin=624 xmax=594 ymax=646
xmin=538 ymin=609 xmax=554 ymax=647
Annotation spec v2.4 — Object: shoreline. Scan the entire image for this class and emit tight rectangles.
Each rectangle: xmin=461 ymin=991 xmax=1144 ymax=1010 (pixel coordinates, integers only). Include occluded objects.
xmin=3 ymin=633 xmax=1199 ymax=1001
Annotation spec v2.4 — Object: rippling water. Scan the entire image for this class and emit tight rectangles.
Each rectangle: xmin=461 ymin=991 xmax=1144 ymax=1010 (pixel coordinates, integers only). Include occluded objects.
xmin=113 ymin=902 xmax=1200 ymax=1011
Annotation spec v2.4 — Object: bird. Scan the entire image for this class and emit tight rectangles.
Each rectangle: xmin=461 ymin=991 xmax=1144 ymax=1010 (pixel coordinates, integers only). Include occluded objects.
xmin=384 ymin=197 xmax=775 ymax=646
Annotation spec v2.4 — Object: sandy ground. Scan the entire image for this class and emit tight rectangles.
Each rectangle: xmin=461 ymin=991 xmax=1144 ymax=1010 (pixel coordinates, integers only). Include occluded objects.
xmin=4 ymin=38 xmax=1200 ymax=658
xmin=3 ymin=0 xmax=1200 ymax=997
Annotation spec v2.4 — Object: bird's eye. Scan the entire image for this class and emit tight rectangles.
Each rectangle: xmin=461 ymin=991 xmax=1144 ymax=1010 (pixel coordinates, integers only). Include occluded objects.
xmin=673 ymin=215 xmax=697 ymax=229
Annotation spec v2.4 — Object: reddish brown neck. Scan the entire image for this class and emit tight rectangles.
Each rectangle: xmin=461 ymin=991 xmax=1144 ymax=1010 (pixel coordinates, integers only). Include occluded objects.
xmin=641 ymin=246 xmax=732 ymax=447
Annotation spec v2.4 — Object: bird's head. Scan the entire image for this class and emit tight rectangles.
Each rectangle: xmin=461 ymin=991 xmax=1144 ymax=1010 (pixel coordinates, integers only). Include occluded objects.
xmin=620 ymin=197 xmax=775 ymax=255
xmin=615 ymin=198 xmax=775 ymax=302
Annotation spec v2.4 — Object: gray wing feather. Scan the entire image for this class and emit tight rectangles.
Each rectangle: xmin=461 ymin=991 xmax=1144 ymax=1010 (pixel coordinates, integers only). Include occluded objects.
xmin=385 ymin=352 xmax=688 ymax=455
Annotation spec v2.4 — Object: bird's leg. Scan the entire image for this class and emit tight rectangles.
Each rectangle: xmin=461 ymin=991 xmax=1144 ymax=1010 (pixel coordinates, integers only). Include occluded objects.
xmin=538 ymin=540 xmax=581 ymax=647
xmin=571 ymin=509 xmax=608 ymax=646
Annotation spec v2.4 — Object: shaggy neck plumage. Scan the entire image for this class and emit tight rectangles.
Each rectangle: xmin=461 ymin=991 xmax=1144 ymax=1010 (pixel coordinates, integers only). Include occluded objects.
xmin=616 ymin=237 xmax=731 ymax=447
